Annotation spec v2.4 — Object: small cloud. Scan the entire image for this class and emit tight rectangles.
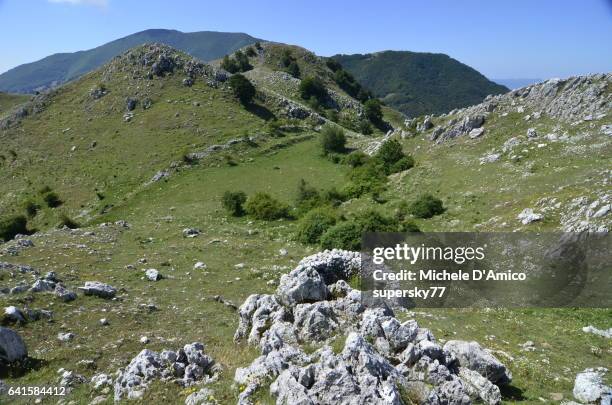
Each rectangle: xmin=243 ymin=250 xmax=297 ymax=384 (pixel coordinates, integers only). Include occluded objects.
xmin=48 ymin=0 xmax=108 ymax=6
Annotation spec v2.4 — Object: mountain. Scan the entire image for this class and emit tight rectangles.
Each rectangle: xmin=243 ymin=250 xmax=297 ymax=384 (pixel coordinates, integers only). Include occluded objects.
xmin=0 ymin=29 xmax=260 ymax=94
xmin=1 ymin=41 xmax=610 ymax=404
xmin=332 ymin=51 xmax=509 ymax=117
xmin=493 ymin=78 xmax=543 ymax=89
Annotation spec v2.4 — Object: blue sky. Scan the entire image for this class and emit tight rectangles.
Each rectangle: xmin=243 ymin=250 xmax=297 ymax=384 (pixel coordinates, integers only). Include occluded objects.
xmin=0 ymin=0 xmax=611 ymax=79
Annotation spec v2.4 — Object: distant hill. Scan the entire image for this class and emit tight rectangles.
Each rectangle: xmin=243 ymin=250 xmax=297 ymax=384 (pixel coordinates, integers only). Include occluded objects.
xmin=332 ymin=51 xmax=509 ymax=117
xmin=0 ymin=29 xmax=260 ymax=94
xmin=493 ymin=78 xmax=543 ymax=89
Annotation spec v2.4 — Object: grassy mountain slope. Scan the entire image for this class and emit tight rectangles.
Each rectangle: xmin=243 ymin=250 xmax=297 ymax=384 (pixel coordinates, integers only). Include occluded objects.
xmin=333 ymin=51 xmax=509 ymax=117
xmin=0 ymin=92 xmax=29 ymax=119
xmin=0 ymin=29 xmax=259 ymax=94
xmin=1 ymin=43 xmax=610 ymax=404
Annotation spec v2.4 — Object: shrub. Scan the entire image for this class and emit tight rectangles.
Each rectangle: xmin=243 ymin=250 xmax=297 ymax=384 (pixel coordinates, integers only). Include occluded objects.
xmin=245 ymin=192 xmax=289 ymax=220
xmin=229 ymin=74 xmax=256 ymax=104
xmin=39 ymin=185 xmax=52 ymax=195
xmin=296 ymin=179 xmax=319 ymax=202
xmin=376 ymin=139 xmax=404 ymax=166
xmin=364 ymin=99 xmax=383 ymax=124
xmin=24 ymin=200 xmax=39 ymax=218
xmin=320 ymin=125 xmax=346 ymax=155
xmin=375 ymin=139 xmax=414 ymax=174
xmin=296 ymin=207 xmax=338 ymax=244
xmin=325 ymin=58 xmax=342 ymax=72
xmin=320 ymin=221 xmax=362 ymax=251
xmin=299 ymin=76 xmax=327 ymax=104
xmin=390 ymin=156 xmax=414 ymax=173
xmin=343 ymin=160 xmax=387 ymax=198
xmin=286 ymin=61 xmax=300 ymax=78
xmin=410 ymin=194 xmax=445 ymax=218
xmin=321 ymin=187 xmax=346 ymax=207
xmin=358 ymin=119 xmax=373 ymax=135
xmin=343 ymin=151 xmax=369 ymax=168
xmin=221 ymin=55 xmax=239 ymax=73
xmin=222 ymin=191 xmax=247 ymax=216
xmin=58 ymin=214 xmax=79 ymax=229
xmin=246 ymin=47 xmax=256 ymax=57
xmin=43 ymin=192 xmax=62 ymax=208
xmin=234 ymin=50 xmax=252 ymax=72
xmin=354 ymin=209 xmax=397 ymax=233
xmin=0 ymin=215 xmax=28 ymax=241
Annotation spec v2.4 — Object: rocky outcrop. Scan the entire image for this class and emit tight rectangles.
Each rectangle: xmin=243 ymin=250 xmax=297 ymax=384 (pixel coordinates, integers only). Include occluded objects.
xmin=572 ymin=368 xmax=611 ymax=404
xmin=233 ymin=250 xmax=511 ymax=404
xmin=114 ymin=342 xmax=218 ymax=400
xmin=423 ymin=73 xmax=611 ymax=143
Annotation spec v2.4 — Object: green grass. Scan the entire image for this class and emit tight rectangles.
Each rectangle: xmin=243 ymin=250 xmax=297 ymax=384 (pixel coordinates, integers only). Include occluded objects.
xmin=1 ymin=44 xmax=610 ymax=405
xmin=0 ymin=92 xmax=30 ymax=118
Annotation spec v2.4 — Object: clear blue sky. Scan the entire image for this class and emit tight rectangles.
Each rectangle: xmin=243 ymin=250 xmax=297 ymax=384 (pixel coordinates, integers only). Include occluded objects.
xmin=1 ymin=0 xmax=611 ymax=79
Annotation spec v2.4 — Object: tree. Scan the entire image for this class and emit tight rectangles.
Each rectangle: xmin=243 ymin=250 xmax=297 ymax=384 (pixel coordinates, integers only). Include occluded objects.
xmin=320 ymin=125 xmax=346 ymax=155
xmin=299 ymin=76 xmax=327 ymax=104
xmin=229 ymin=74 xmax=256 ymax=104
xmin=364 ymin=99 xmax=383 ymax=124
xmin=234 ymin=50 xmax=252 ymax=72
xmin=221 ymin=55 xmax=239 ymax=73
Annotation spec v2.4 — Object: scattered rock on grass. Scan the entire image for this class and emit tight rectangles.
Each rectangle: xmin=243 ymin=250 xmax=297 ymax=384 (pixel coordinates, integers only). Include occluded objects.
xmin=78 ymin=281 xmax=117 ymax=299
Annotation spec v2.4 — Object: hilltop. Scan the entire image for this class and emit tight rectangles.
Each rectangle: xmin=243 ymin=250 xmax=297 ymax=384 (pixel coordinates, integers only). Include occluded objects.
xmin=332 ymin=51 xmax=509 ymax=117
xmin=0 ymin=41 xmax=610 ymax=404
xmin=2 ymin=31 xmax=512 ymax=119
xmin=0 ymin=29 xmax=260 ymax=94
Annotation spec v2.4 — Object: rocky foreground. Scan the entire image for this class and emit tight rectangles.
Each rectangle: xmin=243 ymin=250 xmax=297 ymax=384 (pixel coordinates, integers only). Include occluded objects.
xmin=1 ymin=248 xmax=611 ymax=404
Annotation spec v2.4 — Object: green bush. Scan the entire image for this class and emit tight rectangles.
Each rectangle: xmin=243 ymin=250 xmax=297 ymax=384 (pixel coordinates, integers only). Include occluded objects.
xmin=364 ymin=99 xmax=383 ymax=124
xmin=221 ymin=55 xmax=239 ymax=73
xmin=234 ymin=50 xmax=252 ymax=72
xmin=376 ymin=139 xmax=404 ymax=166
xmin=229 ymin=74 xmax=256 ymax=104
xmin=320 ymin=125 xmax=346 ymax=155
xmin=357 ymin=119 xmax=373 ymax=135
xmin=321 ymin=187 xmax=346 ymax=207
xmin=325 ymin=58 xmax=342 ymax=72
xmin=245 ymin=192 xmax=289 ymax=220
xmin=246 ymin=47 xmax=256 ymax=57
xmin=410 ymin=194 xmax=445 ymax=218
xmin=343 ymin=160 xmax=387 ymax=198
xmin=58 ymin=214 xmax=79 ymax=229
xmin=390 ymin=156 xmax=415 ymax=173
xmin=299 ymin=76 xmax=327 ymax=104
xmin=320 ymin=221 xmax=362 ymax=251
xmin=296 ymin=207 xmax=338 ymax=244
xmin=24 ymin=200 xmax=39 ymax=218
xmin=375 ymin=139 xmax=414 ymax=174
xmin=343 ymin=151 xmax=369 ymax=168
xmin=0 ymin=215 xmax=28 ymax=241
xmin=221 ymin=51 xmax=252 ymax=73
xmin=43 ymin=192 xmax=62 ymax=208
xmin=222 ymin=191 xmax=247 ymax=216
xmin=354 ymin=209 xmax=396 ymax=233
xmin=286 ymin=62 xmax=300 ymax=78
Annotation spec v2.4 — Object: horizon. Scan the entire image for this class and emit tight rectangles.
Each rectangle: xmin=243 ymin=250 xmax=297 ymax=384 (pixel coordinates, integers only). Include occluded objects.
xmin=0 ymin=0 xmax=611 ymax=81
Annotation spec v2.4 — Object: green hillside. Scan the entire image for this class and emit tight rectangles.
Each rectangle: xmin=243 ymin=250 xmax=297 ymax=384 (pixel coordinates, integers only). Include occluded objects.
xmin=0 ymin=43 xmax=610 ymax=404
xmin=0 ymin=29 xmax=259 ymax=94
xmin=333 ymin=51 xmax=509 ymax=117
